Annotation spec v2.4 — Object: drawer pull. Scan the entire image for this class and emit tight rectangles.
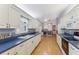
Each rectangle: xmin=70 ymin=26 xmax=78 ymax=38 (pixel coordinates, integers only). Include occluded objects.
xmin=20 ymin=45 xmax=23 ymax=47
xmin=14 ymin=52 xmax=18 ymax=55
xmin=7 ymin=53 xmax=10 ymax=55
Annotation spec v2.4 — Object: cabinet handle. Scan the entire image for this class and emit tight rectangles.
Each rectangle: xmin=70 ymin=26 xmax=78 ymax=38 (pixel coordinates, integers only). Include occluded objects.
xmin=20 ymin=45 xmax=23 ymax=47
xmin=7 ymin=53 xmax=10 ymax=55
xmin=14 ymin=52 xmax=18 ymax=55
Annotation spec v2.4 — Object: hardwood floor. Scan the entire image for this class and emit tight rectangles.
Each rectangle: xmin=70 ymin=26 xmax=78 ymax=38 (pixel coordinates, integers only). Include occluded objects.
xmin=32 ymin=35 xmax=63 ymax=55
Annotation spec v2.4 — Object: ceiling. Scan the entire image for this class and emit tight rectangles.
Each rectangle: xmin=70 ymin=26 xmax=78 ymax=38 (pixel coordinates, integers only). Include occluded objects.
xmin=15 ymin=4 xmax=75 ymax=24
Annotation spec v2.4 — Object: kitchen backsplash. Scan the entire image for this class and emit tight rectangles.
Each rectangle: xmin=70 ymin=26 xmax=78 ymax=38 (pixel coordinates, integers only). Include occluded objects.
xmin=0 ymin=28 xmax=15 ymax=40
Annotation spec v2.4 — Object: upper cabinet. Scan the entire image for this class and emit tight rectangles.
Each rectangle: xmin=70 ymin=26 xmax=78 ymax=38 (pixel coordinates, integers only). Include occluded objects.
xmin=58 ymin=5 xmax=79 ymax=29
xmin=0 ymin=4 xmax=42 ymax=33
xmin=0 ymin=4 xmax=21 ymax=28
xmin=9 ymin=5 xmax=21 ymax=28
xmin=0 ymin=5 xmax=9 ymax=28
xmin=0 ymin=4 xmax=32 ymax=29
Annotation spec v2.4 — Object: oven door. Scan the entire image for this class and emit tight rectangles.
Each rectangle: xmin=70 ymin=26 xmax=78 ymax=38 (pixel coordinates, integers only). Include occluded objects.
xmin=62 ymin=38 xmax=69 ymax=55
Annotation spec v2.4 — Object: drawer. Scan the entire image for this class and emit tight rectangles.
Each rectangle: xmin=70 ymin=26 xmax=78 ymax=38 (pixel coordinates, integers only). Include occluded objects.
xmin=15 ymin=39 xmax=33 ymax=55
xmin=2 ymin=47 xmax=16 ymax=55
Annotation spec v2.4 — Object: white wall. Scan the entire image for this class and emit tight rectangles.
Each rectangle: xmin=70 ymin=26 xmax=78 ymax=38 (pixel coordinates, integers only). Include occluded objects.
xmin=43 ymin=23 xmax=52 ymax=31
xmin=43 ymin=18 xmax=57 ymax=31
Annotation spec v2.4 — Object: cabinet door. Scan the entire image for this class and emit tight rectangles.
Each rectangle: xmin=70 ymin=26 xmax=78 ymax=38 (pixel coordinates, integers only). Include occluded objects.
xmin=14 ymin=42 xmax=28 ymax=55
xmin=15 ymin=39 xmax=34 ymax=55
xmin=33 ymin=34 xmax=41 ymax=47
xmin=56 ymin=34 xmax=62 ymax=48
xmin=0 ymin=4 xmax=9 ymax=28
xmin=1 ymin=47 xmax=16 ymax=55
xmin=69 ymin=43 xmax=79 ymax=55
xmin=9 ymin=6 xmax=21 ymax=28
xmin=26 ymin=38 xmax=35 ymax=54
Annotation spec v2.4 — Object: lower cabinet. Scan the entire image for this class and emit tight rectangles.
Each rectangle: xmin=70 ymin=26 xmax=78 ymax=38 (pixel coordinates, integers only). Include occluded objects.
xmin=56 ymin=34 xmax=62 ymax=48
xmin=1 ymin=34 xmax=41 ymax=55
xmin=69 ymin=43 xmax=79 ymax=55
xmin=56 ymin=34 xmax=66 ymax=55
xmin=1 ymin=47 xmax=16 ymax=55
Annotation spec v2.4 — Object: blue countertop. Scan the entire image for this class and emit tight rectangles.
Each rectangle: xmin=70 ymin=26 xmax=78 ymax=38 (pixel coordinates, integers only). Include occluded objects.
xmin=69 ymin=41 xmax=79 ymax=49
xmin=0 ymin=33 xmax=40 ymax=54
xmin=59 ymin=34 xmax=78 ymax=41
xmin=58 ymin=34 xmax=79 ymax=50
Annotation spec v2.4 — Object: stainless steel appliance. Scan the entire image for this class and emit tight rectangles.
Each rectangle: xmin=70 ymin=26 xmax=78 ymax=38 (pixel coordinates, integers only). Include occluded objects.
xmin=62 ymin=38 xmax=69 ymax=55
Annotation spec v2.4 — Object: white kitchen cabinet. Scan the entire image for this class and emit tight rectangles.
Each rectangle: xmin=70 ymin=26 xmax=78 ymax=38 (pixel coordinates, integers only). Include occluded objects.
xmin=56 ymin=34 xmax=66 ymax=55
xmin=9 ymin=6 xmax=21 ymax=28
xmin=56 ymin=34 xmax=62 ymax=48
xmin=26 ymin=34 xmax=41 ymax=54
xmin=69 ymin=43 xmax=79 ymax=55
xmin=0 ymin=4 xmax=21 ymax=28
xmin=15 ymin=39 xmax=33 ymax=55
xmin=24 ymin=38 xmax=35 ymax=55
xmin=1 ymin=46 xmax=16 ymax=55
xmin=32 ymin=34 xmax=41 ymax=49
xmin=1 ymin=34 xmax=41 ymax=55
xmin=0 ymin=4 xmax=9 ymax=28
xmin=59 ymin=5 xmax=79 ymax=29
